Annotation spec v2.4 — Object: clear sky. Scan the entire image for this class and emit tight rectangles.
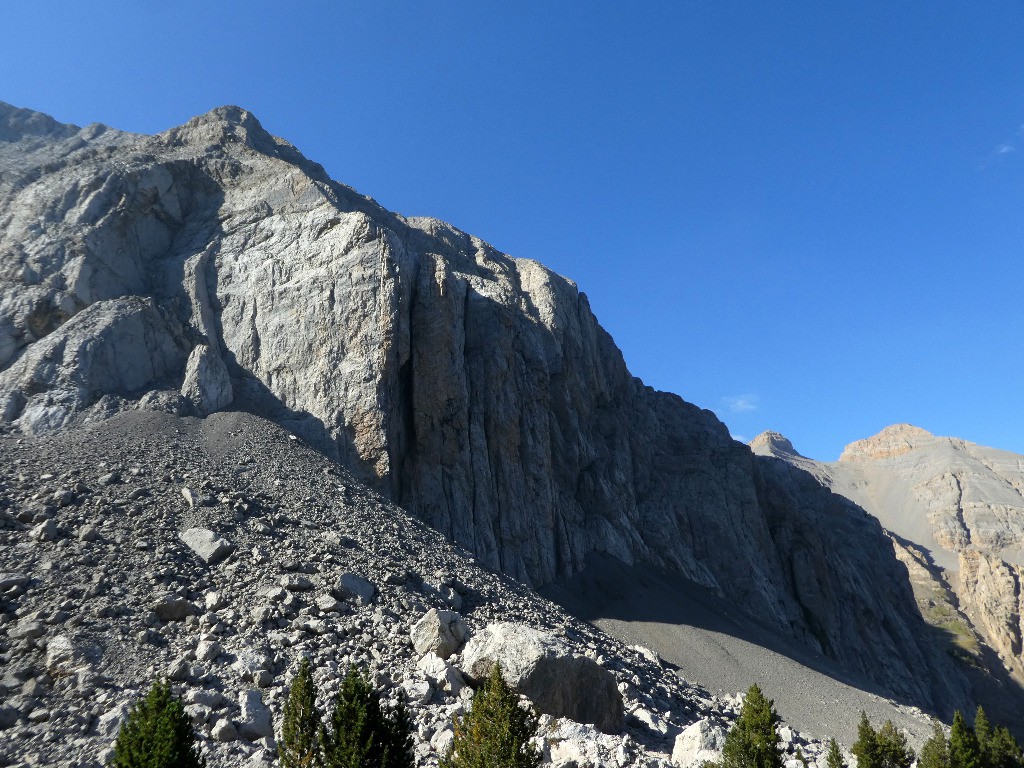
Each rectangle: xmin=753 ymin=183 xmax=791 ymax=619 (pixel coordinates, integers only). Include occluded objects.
xmin=3 ymin=2 xmax=1023 ymax=460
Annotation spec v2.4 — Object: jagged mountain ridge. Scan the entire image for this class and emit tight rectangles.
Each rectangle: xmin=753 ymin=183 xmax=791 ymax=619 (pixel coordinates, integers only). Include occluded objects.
xmin=0 ymin=101 xmax=970 ymax=712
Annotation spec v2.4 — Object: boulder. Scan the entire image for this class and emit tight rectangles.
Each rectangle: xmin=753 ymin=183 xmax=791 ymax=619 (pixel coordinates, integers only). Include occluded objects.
xmin=180 ymin=344 xmax=233 ymax=416
xmin=238 ymin=690 xmax=273 ymax=741
xmin=179 ymin=528 xmax=234 ymax=565
xmin=461 ymin=622 xmax=624 ymax=734
xmin=335 ymin=573 xmax=375 ymax=605
xmin=410 ymin=608 xmax=468 ymax=659
xmin=152 ymin=594 xmax=193 ymax=622
xmin=671 ymin=718 xmax=727 ymax=768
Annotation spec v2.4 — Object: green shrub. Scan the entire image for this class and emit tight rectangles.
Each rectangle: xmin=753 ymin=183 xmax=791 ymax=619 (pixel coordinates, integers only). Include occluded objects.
xmin=718 ymin=684 xmax=783 ymax=768
xmin=440 ymin=663 xmax=541 ymax=768
xmin=824 ymin=738 xmax=845 ymax=768
xmin=323 ymin=666 xmax=412 ymax=768
xmin=279 ymin=657 xmax=323 ymax=768
xmin=852 ymin=713 xmax=914 ymax=768
xmin=111 ymin=678 xmax=205 ymax=768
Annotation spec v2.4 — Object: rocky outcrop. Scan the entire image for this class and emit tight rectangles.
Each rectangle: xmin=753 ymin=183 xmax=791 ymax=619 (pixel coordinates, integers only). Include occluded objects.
xmin=958 ymin=550 xmax=1024 ymax=679
xmin=753 ymin=425 xmax=1024 ymax=721
xmin=461 ymin=622 xmax=624 ymax=734
xmin=0 ymin=102 xmax=970 ymax=711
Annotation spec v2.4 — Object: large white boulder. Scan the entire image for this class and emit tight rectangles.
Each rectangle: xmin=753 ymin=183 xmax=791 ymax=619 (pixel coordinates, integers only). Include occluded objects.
xmin=461 ymin=622 xmax=624 ymax=734
xmin=671 ymin=718 xmax=727 ymax=768
xmin=180 ymin=344 xmax=233 ymax=416
xmin=410 ymin=608 xmax=468 ymax=659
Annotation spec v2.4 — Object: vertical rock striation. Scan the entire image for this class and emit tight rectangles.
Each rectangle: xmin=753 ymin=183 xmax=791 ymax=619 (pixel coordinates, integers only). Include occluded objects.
xmin=0 ymin=101 xmax=968 ymax=709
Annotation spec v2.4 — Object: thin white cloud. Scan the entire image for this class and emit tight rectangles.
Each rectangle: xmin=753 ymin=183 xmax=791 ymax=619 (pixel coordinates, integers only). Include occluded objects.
xmin=996 ymin=142 xmax=1016 ymax=155
xmin=722 ymin=394 xmax=759 ymax=413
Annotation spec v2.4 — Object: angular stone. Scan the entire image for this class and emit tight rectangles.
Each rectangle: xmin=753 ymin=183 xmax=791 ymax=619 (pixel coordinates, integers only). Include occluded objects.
xmin=335 ymin=573 xmax=375 ymax=606
xmin=181 ymin=343 xmax=233 ymax=416
xmin=179 ymin=527 xmax=234 ymax=565
xmin=461 ymin=622 xmax=624 ymax=734
xmin=410 ymin=608 xmax=468 ymax=659
xmin=238 ymin=690 xmax=273 ymax=741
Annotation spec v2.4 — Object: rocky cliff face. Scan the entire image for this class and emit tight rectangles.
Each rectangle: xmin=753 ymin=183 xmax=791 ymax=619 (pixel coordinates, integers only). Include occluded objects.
xmin=0 ymin=101 xmax=969 ymax=711
xmin=753 ymin=425 xmax=1024 ymax=721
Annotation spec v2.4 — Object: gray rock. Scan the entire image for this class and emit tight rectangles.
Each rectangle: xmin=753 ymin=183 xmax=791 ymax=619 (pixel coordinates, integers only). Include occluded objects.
xmin=336 ymin=573 xmax=375 ymax=605
xmin=410 ymin=608 xmax=468 ymax=659
xmin=461 ymin=622 xmax=624 ymax=734
xmin=671 ymin=718 xmax=727 ymax=768
xmin=181 ymin=344 xmax=233 ymax=416
xmin=179 ymin=528 xmax=234 ymax=565
xmin=211 ymin=718 xmax=237 ymax=743
xmin=152 ymin=595 xmax=193 ymax=622
xmin=31 ymin=518 xmax=59 ymax=541
xmin=0 ymin=572 xmax=29 ymax=592
xmin=238 ymin=690 xmax=273 ymax=741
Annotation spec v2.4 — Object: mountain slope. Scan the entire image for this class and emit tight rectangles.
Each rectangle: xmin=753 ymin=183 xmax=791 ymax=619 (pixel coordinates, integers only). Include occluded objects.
xmin=752 ymin=425 xmax=1024 ymax=727
xmin=0 ymin=101 xmax=973 ymax=716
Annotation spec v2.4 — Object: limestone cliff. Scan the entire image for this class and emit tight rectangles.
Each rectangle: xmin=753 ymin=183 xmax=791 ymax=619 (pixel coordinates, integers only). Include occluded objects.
xmin=753 ymin=425 xmax=1024 ymax=722
xmin=0 ymin=101 xmax=969 ymax=710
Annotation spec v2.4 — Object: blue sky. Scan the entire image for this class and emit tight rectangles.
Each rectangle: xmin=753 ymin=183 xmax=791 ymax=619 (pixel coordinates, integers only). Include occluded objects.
xmin=4 ymin=2 xmax=1023 ymax=460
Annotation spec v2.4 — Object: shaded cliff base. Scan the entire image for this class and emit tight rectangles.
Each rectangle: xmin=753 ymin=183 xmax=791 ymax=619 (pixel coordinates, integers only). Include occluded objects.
xmin=541 ymin=552 xmax=1024 ymax=746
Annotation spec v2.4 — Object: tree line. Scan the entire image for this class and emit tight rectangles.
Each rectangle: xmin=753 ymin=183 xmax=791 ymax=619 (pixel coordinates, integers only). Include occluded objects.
xmin=109 ymin=660 xmax=541 ymax=768
xmin=108 ymin=668 xmax=1024 ymax=768
xmin=703 ymin=684 xmax=1023 ymax=768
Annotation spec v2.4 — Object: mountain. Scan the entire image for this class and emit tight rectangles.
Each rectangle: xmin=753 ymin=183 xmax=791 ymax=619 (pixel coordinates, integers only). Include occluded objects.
xmin=0 ymin=101 xmax=1012 ymax=760
xmin=752 ymin=424 xmax=1024 ymax=728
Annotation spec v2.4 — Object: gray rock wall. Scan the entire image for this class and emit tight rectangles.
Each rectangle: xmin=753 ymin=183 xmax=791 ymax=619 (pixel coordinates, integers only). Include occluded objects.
xmin=0 ymin=101 xmax=967 ymax=709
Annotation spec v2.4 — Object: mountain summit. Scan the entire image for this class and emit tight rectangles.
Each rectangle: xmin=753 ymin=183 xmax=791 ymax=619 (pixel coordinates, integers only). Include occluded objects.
xmin=2 ymin=103 xmax=1016 ymax=760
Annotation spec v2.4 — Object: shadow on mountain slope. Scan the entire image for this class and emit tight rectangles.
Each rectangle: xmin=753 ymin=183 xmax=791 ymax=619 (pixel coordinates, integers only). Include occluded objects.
xmin=541 ymin=551 xmax=940 ymax=745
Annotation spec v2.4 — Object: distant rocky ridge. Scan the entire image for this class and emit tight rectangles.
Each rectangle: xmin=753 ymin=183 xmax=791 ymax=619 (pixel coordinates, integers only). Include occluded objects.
xmin=0 ymin=100 xmax=980 ymax=716
xmin=752 ymin=424 xmax=1024 ymax=727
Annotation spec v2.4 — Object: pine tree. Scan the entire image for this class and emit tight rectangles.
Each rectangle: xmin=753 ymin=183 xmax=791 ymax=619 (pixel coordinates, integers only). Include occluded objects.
xmin=988 ymin=725 xmax=1024 ymax=768
xmin=440 ymin=663 xmax=541 ymax=768
xmin=719 ymin=684 xmax=783 ymax=768
xmin=950 ymin=710 xmax=980 ymax=768
xmin=876 ymin=721 xmax=914 ymax=768
xmin=322 ymin=666 xmax=412 ymax=768
xmin=852 ymin=712 xmax=879 ymax=768
xmin=111 ymin=678 xmax=205 ymax=768
xmin=279 ymin=658 xmax=323 ymax=768
xmin=973 ymin=707 xmax=991 ymax=762
xmin=825 ymin=738 xmax=844 ymax=768
xmin=917 ymin=720 xmax=950 ymax=768
xmin=382 ymin=697 xmax=414 ymax=768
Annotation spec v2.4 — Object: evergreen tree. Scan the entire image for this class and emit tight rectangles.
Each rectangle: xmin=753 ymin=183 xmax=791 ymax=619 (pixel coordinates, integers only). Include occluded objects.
xmin=440 ymin=663 xmax=541 ymax=768
xmin=988 ymin=725 xmax=1024 ymax=768
xmin=973 ymin=707 xmax=991 ymax=762
xmin=111 ymin=678 xmax=205 ymax=768
xmin=950 ymin=710 xmax=980 ymax=768
xmin=876 ymin=721 xmax=914 ymax=768
xmin=322 ymin=666 xmax=412 ymax=768
xmin=719 ymin=684 xmax=783 ymax=768
xmin=382 ymin=697 xmax=414 ymax=768
xmin=279 ymin=657 xmax=323 ymax=768
xmin=917 ymin=720 xmax=950 ymax=768
xmin=824 ymin=738 xmax=844 ymax=768
xmin=852 ymin=712 xmax=879 ymax=768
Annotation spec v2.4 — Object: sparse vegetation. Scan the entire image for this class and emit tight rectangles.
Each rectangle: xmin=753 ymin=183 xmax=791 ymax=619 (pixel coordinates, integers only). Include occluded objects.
xmin=851 ymin=712 xmax=914 ymax=768
xmin=279 ymin=657 xmax=323 ymax=768
xmin=111 ymin=678 xmax=205 ymax=768
xmin=705 ymin=684 xmax=783 ymax=768
xmin=441 ymin=663 xmax=541 ymax=768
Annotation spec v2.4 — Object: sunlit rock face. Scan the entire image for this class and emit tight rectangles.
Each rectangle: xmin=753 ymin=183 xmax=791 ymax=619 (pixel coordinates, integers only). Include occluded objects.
xmin=0 ymin=101 xmax=968 ymax=709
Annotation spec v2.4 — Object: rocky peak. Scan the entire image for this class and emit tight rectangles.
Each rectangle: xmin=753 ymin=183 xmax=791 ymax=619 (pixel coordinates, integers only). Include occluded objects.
xmin=838 ymin=423 xmax=935 ymax=462
xmin=749 ymin=431 xmax=803 ymax=458
xmin=0 ymin=100 xmax=80 ymax=143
